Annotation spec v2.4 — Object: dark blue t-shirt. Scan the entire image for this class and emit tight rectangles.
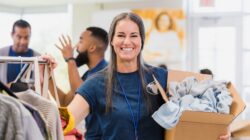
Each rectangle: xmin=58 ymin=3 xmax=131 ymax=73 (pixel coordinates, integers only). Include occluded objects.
xmin=81 ymin=59 xmax=108 ymax=140
xmin=81 ymin=59 xmax=107 ymax=81
xmin=7 ymin=46 xmax=34 ymax=83
xmin=77 ymin=66 xmax=167 ymax=140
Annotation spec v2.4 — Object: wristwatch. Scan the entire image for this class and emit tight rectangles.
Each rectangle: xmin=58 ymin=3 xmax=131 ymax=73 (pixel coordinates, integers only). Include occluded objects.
xmin=64 ymin=57 xmax=75 ymax=62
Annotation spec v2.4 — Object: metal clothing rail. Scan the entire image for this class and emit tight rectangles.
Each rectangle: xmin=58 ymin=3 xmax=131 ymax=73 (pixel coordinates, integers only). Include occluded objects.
xmin=0 ymin=56 xmax=47 ymax=64
xmin=0 ymin=56 xmax=48 ymax=95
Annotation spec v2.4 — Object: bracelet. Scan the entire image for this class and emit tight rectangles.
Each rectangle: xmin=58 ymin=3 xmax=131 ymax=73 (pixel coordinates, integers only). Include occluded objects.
xmin=64 ymin=57 xmax=75 ymax=62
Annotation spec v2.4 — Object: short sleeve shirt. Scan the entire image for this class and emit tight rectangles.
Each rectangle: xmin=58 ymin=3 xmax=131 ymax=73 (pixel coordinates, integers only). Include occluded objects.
xmin=77 ymin=66 xmax=167 ymax=140
xmin=81 ymin=59 xmax=107 ymax=140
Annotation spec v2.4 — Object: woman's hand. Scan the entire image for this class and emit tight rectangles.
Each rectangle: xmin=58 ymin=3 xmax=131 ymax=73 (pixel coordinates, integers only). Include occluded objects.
xmin=219 ymin=127 xmax=231 ymax=140
xmin=40 ymin=54 xmax=57 ymax=69
xmin=39 ymin=54 xmax=57 ymax=83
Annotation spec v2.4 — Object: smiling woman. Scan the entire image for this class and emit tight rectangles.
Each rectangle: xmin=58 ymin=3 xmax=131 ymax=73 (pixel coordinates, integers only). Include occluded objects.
xmin=111 ymin=19 xmax=142 ymax=66
xmin=68 ymin=12 xmax=168 ymax=140
xmin=67 ymin=12 xmax=230 ymax=140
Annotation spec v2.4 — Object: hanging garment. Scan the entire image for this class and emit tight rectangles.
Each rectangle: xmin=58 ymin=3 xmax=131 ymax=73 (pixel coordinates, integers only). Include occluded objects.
xmin=0 ymin=80 xmax=19 ymax=98
xmin=0 ymin=94 xmax=44 ymax=140
xmin=20 ymin=100 xmax=52 ymax=140
xmin=10 ymin=81 xmax=29 ymax=92
xmin=0 ymin=95 xmax=24 ymax=140
xmin=15 ymin=89 xmax=64 ymax=140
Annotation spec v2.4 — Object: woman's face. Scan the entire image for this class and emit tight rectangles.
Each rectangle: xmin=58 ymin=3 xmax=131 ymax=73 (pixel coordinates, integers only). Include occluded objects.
xmin=111 ymin=19 xmax=142 ymax=62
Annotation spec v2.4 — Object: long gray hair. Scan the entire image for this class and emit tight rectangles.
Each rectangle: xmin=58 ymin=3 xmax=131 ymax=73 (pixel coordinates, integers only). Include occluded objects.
xmin=105 ymin=12 xmax=152 ymax=112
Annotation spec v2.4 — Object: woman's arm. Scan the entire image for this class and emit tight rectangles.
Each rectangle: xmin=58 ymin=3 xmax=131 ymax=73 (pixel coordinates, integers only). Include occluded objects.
xmin=68 ymin=94 xmax=90 ymax=124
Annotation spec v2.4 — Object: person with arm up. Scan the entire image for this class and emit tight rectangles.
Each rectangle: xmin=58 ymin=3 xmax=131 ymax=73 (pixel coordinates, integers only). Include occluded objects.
xmin=52 ymin=27 xmax=109 ymax=140
xmin=67 ymin=12 xmax=231 ymax=140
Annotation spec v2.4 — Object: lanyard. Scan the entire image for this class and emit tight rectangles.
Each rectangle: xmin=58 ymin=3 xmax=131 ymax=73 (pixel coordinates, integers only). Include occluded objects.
xmin=117 ymin=74 xmax=141 ymax=140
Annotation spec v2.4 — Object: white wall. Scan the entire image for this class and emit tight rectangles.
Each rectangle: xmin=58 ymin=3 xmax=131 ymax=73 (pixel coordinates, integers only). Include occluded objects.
xmin=102 ymin=0 xmax=182 ymax=10
xmin=68 ymin=3 xmax=100 ymax=43
xmin=0 ymin=4 xmax=22 ymax=13
xmin=68 ymin=0 xmax=183 ymax=42
xmin=1 ymin=0 xmax=184 ymax=42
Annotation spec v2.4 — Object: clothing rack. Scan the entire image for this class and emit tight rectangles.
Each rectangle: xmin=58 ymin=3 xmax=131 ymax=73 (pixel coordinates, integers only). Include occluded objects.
xmin=0 ymin=56 xmax=47 ymax=95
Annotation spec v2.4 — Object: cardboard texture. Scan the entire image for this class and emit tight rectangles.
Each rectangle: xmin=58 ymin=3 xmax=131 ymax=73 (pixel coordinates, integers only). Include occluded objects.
xmin=164 ymin=70 xmax=246 ymax=140
xmin=231 ymin=120 xmax=250 ymax=138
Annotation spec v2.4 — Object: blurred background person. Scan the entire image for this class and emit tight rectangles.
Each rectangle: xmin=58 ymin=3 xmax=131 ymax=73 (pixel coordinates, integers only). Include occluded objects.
xmin=0 ymin=19 xmax=40 ymax=84
xmin=52 ymin=26 xmax=109 ymax=140
xmin=200 ymin=68 xmax=214 ymax=79
xmin=158 ymin=63 xmax=168 ymax=70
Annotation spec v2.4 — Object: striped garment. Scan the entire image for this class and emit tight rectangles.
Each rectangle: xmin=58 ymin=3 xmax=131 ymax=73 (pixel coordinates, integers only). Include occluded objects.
xmin=15 ymin=89 xmax=64 ymax=140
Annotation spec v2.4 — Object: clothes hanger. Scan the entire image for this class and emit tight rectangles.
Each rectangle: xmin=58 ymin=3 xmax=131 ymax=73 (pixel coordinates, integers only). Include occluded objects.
xmin=0 ymin=81 xmax=18 ymax=99
xmin=13 ymin=63 xmax=31 ymax=83
xmin=0 ymin=56 xmax=47 ymax=95
xmin=10 ymin=63 xmax=30 ymax=92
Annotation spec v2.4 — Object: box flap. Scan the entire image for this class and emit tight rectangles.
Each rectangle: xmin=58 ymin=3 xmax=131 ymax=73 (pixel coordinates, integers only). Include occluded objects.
xmin=231 ymin=120 xmax=250 ymax=137
xmin=228 ymin=83 xmax=246 ymax=119
xmin=180 ymin=111 xmax=234 ymax=124
xmin=231 ymin=120 xmax=250 ymax=133
xmin=168 ymin=69 xmax=212 ymax=83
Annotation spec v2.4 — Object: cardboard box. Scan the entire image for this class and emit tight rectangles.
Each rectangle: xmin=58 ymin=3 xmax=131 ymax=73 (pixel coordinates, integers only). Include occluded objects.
xmin=231 ymin=120 xmax=250 ymax=138
xmin=164 ymin=70 xmax=246 ymax=140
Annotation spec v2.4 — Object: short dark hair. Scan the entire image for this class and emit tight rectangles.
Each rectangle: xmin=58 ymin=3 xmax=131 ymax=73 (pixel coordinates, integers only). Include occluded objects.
xmin=158 ymin=64 xmax=167 ymax=70
xmin=12 ymin=19 xmax=31 ymax=33
xmin=86 ymin=27 xmax=109 ymax=48
xmin=200 ymin=68 xmax=213 ymax=77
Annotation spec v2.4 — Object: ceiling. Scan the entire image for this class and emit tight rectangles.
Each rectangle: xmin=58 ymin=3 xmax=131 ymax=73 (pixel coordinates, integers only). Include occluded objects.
xmin=0 ymin=0 xmax=149 ymax=8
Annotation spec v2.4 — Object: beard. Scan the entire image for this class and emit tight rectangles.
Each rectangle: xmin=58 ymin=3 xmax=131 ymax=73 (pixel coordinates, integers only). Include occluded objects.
xmin=75 ymin=50 xmax=89 ymax=67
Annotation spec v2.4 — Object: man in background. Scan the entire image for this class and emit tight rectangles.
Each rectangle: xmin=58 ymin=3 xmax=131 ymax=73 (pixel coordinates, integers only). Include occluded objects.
xmin=52 ymin=26 xmax=108 ymax=140
xmin=0 ymin=19 xmax=40 ymax=84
